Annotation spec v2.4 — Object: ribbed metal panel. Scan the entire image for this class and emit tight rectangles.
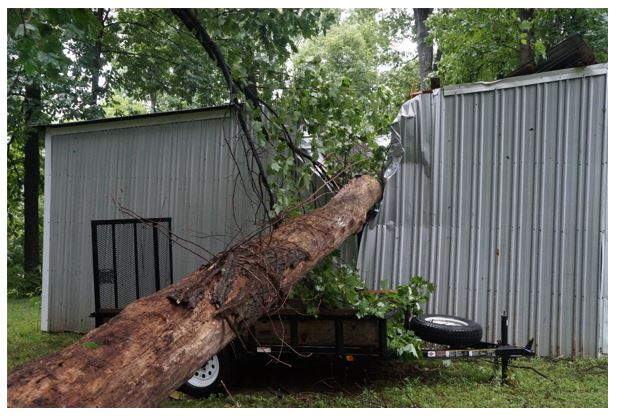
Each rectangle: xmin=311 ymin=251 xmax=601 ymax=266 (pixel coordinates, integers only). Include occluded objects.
xmin=358 ymin=65 xmax=608 ymax=356
xmin=43 ymin=110 xmax=263 ymax=332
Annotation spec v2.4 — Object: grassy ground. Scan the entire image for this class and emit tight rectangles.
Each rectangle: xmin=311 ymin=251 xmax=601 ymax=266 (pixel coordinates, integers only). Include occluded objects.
xmin=7 ymin=297 xmax=82 ymax=371
xmin=8 ymin=297 xmax=608 ymax=407
xmin=161 ymin=355 xmax=608 ymax=408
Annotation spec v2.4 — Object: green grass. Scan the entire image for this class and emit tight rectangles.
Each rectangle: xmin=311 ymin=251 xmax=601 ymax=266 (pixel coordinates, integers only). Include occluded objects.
xmin=7 ymin=297 xmax=608 ymax=407
xmin=7 ymin=297 xmax=82 ymax=371
xmin=162 ymin=356 xmax=608 ymax=408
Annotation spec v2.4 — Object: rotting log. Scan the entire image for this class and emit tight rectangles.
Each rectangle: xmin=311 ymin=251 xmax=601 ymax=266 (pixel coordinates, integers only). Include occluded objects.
xmin=8 ymin=175 xmax=382 ymax=408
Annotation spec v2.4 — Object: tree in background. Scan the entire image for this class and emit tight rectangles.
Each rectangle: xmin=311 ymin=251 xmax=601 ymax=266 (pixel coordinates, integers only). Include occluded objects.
xmin=63 ymin=8 xmax=118 ymax=120
xmin=427 ymin=8 xmax=608 ymax=85
xmin=414 ymin=8 xmax=433 ymax=89
xmin=269 ymin=9 xmax=418 ymax=212
xmin=7 ymin=9 xmax=107 ymax=294
xmin=534 ymin=8 xmax=608 ymax=62
xmin=110 ymin=9 xmax=229 ymax=112
xmin=518 ymin=9 xmax=535 ymax=73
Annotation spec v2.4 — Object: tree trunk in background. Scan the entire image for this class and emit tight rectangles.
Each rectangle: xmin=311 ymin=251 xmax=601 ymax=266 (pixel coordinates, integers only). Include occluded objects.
xmin=23 ymin=83 xmax=41 ymax=275
xmin=89 ymin=8 xmax=109 ymax=111
xmin=433 ymin=48 xmax=442 ymax=72
xmin=149 ymin=91 xmax=157 ymax=112
xmin=8 ymin=176 xmax=382 ymax=408
xmin=414 ymin=8 xmax=433 ymax=89
xmin=518 ymin=9 xmax=535 ymax=72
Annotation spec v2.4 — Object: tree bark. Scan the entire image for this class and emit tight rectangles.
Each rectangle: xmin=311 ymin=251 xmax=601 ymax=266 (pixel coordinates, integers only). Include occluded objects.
xmin=8 ymin=175 xmax=382 ymax=408
xmin=414 ymin=8 xmax=433 ymax=90
xmin=23 ymin=83 xmax=41 ymax=274
xmin=149 ymin=91 xmax=157 ymax=112
xmin=433 ymin=48 xmax=442 ymax=72
xmin=518 ymin=9 xmax=535 ymax=72
xmin=89 ymin=8 xmax=109 ymax=112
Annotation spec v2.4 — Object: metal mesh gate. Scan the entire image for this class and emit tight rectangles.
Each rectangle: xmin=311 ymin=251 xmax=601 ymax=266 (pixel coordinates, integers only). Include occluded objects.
xmin=91 ymin=218 xmax=173 ymax=326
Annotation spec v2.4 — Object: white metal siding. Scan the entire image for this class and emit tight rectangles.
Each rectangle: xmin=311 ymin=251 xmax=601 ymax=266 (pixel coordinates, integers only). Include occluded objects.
xmin=43 ymin=111 xmax=261 ymax=332
xmin=358 ymin=65 xmax=608 ymax=356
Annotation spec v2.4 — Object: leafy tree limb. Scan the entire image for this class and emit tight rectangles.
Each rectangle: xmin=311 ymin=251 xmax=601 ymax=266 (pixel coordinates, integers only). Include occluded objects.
xmin=171 ymin=8 xmax=276 ymax=214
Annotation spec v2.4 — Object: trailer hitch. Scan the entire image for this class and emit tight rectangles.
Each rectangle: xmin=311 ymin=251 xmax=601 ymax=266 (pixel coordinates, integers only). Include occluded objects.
xmin=420 ymin=312 xmax=536 ymax=384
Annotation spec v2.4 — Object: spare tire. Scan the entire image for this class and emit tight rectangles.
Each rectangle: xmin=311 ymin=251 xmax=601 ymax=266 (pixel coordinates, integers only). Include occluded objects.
xmin=409 ymin=314 xmax=483 ymax=347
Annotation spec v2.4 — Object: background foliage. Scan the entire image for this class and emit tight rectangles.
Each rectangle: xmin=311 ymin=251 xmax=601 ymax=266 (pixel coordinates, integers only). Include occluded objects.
xmin=427 ymin=8 xmax=608 ymax=84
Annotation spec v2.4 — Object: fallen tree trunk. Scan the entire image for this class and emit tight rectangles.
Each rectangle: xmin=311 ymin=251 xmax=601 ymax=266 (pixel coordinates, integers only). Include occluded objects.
xmin=8 ymin=175 xmax=382 ymax=407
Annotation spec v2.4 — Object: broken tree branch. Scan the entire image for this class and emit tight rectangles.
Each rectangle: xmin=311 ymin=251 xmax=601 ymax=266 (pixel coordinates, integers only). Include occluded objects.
xmin=170 ymin=8 xmax=275 ymax=214
xmin=170 ymin=8 xmax=333 ymax=211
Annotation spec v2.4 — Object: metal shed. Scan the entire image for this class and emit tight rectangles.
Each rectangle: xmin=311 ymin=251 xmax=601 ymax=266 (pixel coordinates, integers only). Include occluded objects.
xmin=41 ymin=106 xmax=263 ymax=333
xmin=358 ymin=64 xmax=608 ymax=356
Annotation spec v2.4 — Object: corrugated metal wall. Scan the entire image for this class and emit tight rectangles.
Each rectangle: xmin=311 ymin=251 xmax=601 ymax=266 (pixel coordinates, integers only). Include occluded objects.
xmin=43 ymin=110 xmax=263 ymax=332
xmin=358 ymin=65 xmax=608 ymax=356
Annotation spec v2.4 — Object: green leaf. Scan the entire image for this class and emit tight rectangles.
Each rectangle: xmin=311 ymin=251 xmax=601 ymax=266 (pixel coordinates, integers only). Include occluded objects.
xmin=533 ymin=39 xmax=547 ymax=60
xmin=15 ymin=23 xmax=37 ymax=38
xmin=270 ymin=161 xmax=281 ymax=172
xmin=82 ymin=341 xmax=100 ymax=349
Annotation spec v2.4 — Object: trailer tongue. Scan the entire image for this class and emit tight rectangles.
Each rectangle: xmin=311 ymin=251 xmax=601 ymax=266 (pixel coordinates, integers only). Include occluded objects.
xmin=419 ymin=313 xmax=535 ymax=383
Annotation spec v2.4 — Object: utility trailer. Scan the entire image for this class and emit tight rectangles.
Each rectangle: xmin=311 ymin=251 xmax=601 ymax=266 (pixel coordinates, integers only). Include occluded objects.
xmin=179 ymin=308 xmax=535 ymax=397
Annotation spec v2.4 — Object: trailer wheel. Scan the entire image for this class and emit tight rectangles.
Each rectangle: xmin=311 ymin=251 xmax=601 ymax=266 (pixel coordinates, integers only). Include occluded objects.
xmin=178 ymin=348 xmax=235 ymax=397
xmin=409 ymin=314 xmax=483 ymax=347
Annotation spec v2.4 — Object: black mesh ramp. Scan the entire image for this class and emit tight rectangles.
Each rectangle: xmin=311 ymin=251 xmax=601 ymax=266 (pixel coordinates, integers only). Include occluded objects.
xmin=91 ymin=218 xmax=173 ymax=326
xmin=114 ymin=223 xmax=137 ymax=309
xmin=93 ymin=223 xmax=116 ymax=310
xmin=136 ymin=222 xmax=157 ymax=297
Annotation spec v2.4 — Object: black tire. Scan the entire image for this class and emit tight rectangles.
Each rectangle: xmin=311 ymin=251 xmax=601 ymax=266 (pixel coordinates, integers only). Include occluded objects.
xmin=409 ymin=314 xmax=483 ymax=347
xmin=178 ymin=347 xmax=235 ymax=397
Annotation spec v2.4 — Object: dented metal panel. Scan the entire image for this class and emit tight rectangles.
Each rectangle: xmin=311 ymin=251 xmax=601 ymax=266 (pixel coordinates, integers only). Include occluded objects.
xmin=358 ymin=64 xmax=608 ymax=356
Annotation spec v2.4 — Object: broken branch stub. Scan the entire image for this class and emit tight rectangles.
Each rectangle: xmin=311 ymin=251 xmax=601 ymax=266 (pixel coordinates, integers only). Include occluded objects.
xmin=7 ymin=175 xmax=382 ymax=408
